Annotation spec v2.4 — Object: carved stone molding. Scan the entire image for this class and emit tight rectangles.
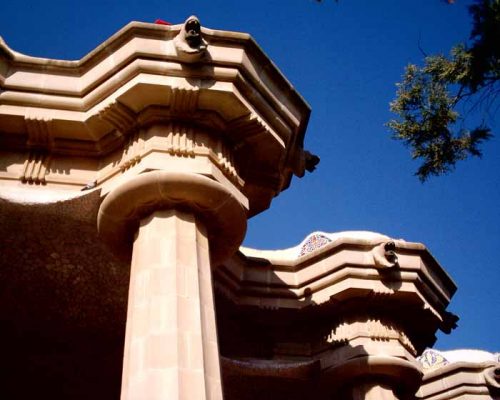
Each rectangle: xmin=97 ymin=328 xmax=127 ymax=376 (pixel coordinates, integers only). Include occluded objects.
xmin=228 ymin=113 xmax=270 ymax=144
xmin=95 ymin=120 xmax=244 ymax=194
xmin=25 ymin=116 xmax=53 ymax=149
xmin=118 ymin=130 xmax=143 ymax=172
xmin=328 ymin=318 xmax=417 ymax=355
xmin=19 ymin=150 xmax=51 ymax=184
xmin=170 ymin=87 xmax=200 ymax=113
xmin=164 ymin=122 xmax=197 ymax=157
xmin=143 ymin=122 xmax=242 ymax=185
xmin=99 ymin=101 xmax=136 ymax=134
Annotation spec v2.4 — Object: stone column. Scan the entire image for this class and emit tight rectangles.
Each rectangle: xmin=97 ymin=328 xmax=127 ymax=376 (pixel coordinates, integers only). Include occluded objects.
xmin=350 ymin=382 xmax=400 ymax=400
xmin=98 ymin=171 xmax=247 ymax=400
xmin=121 ymin=210 xmax=221 ymax=399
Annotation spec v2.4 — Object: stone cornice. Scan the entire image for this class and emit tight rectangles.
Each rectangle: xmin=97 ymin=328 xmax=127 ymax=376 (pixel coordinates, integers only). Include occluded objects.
xmin=0 ymin=21 xmax=309 ymax=146
xmin=0 ymin=20 xmax=314 ymax=215
xmin=216 ymin=238 xmax=456 ymax=311
xmin=214 ymin=235 xmax=457 ymax=358
xmin=418 ymin=362 xmax=500 ymax=399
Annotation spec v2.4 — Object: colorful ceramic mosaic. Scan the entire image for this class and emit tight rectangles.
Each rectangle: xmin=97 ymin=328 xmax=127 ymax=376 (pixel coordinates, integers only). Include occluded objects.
xmin=418 ymin=349 xmax=449 ymax=370
xmin=298 ymin=233 xmax=332 ymax=257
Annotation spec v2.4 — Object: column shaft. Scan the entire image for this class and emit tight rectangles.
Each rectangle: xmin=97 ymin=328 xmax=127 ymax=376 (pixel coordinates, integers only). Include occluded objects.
xmin=351 ymin=382 xmax=400 ymax=400
xmin=121 ymin=209 xmax=223 ymax=400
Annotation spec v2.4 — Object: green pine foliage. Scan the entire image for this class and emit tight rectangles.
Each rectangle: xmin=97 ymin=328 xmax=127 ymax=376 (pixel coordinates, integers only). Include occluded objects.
xmin=388 ymin=0 xmax=499 ymax=181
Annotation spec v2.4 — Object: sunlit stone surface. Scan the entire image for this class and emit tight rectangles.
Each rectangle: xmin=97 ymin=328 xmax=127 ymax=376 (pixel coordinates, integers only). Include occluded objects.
xmin=0 ymin=16 xmax=497 ymax=400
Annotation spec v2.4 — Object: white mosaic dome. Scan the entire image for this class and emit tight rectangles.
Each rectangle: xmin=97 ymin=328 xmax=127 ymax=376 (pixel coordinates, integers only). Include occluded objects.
xmin=241 ymin=230 xmax=394 ymax=260
xmin=418 ymin=348 xmax=500 ymax=370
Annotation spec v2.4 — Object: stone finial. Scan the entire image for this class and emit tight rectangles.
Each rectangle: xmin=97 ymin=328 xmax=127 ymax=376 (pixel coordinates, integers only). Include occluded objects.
xmin=438 ymin=310 xmax=459 ymax=334
xmin=174 ymin=15 xmax=207 ymax=62
xmin=484 ymin=365 xmax=500 ymax=389
xmin=304 ymin=150 xmax=320 ymax=172
xmin=292 ymin=149 xmax=320 ymax=177
xmin=372 ymin=241 xmax=399 ymax=269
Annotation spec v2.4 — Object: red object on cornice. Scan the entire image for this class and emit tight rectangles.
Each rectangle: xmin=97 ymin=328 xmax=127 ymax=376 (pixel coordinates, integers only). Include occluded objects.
xmin=155 ymin=19 xmax=172 ymax=26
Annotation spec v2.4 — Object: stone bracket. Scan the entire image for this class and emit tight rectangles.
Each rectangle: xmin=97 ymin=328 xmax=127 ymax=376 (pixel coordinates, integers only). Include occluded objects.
xmin=171 ymin=87 xmax=200 ymax=113
xmin=25 ymin=116 xmax=53 ymax=149
xmin=99 ymin=101 xmax=136 ymax=134
xmin=19 ymin=150 xmax=51 ymax=184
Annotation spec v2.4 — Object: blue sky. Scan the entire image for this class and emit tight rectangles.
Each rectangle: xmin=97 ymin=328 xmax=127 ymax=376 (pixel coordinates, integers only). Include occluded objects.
xmin=1 ymin=0 xmax=498 ymax=352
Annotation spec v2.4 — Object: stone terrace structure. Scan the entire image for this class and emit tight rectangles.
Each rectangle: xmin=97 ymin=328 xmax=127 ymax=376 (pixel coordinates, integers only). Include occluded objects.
xmin=0 ymin=17 xmax=498 ymax=400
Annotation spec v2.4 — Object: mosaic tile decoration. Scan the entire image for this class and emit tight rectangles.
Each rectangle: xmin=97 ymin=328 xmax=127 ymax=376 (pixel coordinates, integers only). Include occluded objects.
xmin=417 ymin=349 xmax=449 ymax=370
xmin=298 ymin=233 xmax=332 ymax=257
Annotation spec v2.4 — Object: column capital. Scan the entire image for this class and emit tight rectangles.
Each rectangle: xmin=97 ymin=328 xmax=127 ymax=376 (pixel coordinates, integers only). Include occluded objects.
xmin=97 ymin=170 xmax=246 ymax=263
xmin=323 ymin=355 xmax=422 ymax=398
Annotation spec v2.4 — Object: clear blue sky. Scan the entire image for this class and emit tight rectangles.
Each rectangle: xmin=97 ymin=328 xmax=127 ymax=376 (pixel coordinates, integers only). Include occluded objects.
xmin=1 ymin=0 xmax=498 ymax=352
